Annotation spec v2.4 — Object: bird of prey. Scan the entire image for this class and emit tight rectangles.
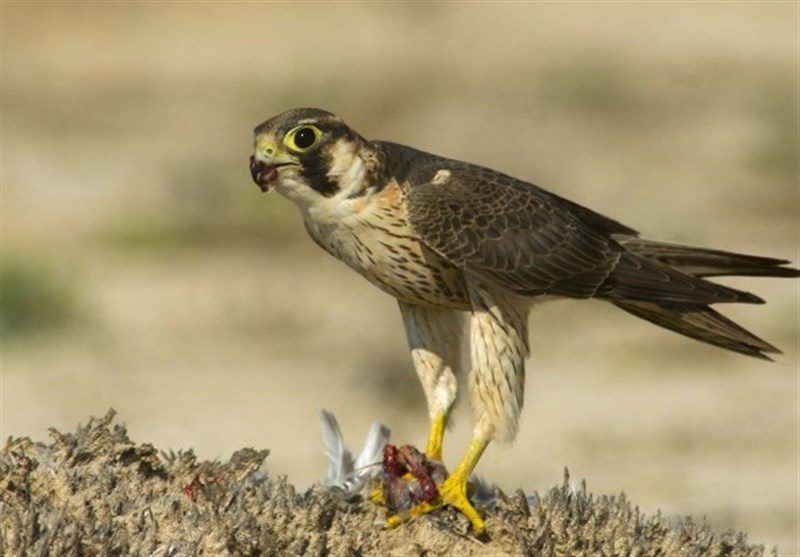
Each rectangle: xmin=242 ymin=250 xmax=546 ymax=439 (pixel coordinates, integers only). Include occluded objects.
xmin=249 ymin=107 xmax=797 ymax=534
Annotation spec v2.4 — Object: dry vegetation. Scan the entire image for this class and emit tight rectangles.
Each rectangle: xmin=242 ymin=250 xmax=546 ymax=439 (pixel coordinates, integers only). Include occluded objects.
xmin=1 ymin=412 xmax=767 ymax=556
xmin=2 ymin=3 xmax=798 ymax=554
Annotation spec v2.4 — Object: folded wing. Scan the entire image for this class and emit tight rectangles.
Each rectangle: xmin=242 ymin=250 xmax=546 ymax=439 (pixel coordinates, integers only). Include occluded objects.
xmin=404 ymin=163 xmax=761 ymax=305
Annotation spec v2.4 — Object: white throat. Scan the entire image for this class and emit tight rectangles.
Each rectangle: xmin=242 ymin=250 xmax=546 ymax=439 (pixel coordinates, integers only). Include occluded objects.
xmin=277 ymin=139 xmax=369 ymax=225
xmin=327 ymin=140 xmax=368 ymax=201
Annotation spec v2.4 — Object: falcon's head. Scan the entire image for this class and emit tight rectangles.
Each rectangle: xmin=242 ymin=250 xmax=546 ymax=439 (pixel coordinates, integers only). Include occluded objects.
xmin=249 ymin=108 xmax=378 ymax=207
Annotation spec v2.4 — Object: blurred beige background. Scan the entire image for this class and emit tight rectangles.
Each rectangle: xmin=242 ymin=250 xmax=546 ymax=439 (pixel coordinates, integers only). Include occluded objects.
xmin=2 ymin=3 xmax=798 ymax=553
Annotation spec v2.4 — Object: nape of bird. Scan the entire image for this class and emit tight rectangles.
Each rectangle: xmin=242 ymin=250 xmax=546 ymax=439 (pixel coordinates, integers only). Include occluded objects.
xmin=249 ymin=108 xmax=798 ymax=534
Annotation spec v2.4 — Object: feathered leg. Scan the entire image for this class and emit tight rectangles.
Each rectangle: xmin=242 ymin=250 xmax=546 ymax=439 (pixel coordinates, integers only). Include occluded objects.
xmin=399 ymin=302 xmax=464 ymax=460
xmin=466 ymin=284 xmax=530 ymax=444
xmin=389 ymin=284 xmax=530 ymax=534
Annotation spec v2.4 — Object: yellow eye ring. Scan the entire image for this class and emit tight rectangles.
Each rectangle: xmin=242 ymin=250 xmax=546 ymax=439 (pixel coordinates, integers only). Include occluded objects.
xmin=284 ymin=125 xmax=322 ymax=153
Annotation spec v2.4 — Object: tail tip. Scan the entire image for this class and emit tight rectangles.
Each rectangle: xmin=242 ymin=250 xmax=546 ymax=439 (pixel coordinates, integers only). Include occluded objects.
xmin=740 ymin=291 xmax=765 ymax=304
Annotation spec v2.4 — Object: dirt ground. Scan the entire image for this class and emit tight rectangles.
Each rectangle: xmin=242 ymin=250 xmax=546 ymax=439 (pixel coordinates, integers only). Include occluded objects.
xmin=2 ymin=3 xmax=798 ymax=554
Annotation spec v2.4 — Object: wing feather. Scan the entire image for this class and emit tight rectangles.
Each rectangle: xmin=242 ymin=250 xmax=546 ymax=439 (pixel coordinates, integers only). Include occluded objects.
xmin=403 ymin=162 xmax=760 ymax=305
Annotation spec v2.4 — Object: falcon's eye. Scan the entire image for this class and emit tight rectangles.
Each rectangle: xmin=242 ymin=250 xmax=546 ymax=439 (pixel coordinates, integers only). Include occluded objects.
xmin=284 ymin=125 xmax=321 ymax=153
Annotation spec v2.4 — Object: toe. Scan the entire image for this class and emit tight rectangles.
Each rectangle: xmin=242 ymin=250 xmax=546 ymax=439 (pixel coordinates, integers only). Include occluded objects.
xmin=369 ymin=485 xmax=385 ymax=505
xmin=385 ymin=514 xmax=403 ymax=529
xmin=439 ymin=478 xmax=485 ymax=533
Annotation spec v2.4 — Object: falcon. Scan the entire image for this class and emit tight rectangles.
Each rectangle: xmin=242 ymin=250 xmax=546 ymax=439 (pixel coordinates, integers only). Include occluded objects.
xmin=248 ymin=107 xmax=797 ymax=534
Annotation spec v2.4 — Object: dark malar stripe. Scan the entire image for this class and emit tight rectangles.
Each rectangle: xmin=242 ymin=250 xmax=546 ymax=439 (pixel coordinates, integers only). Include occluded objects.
xmin=301 ymin=147 xmax=339 ymax=197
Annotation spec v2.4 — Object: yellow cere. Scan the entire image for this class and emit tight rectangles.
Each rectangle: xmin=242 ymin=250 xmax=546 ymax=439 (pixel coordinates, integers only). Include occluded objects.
xmin=255 ymin=137 xmax=277 ymax=158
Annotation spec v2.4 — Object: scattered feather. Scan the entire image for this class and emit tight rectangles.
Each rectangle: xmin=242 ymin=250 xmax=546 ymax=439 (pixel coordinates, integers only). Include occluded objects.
xmin=319 ymin=409 xmax=390 ymax=495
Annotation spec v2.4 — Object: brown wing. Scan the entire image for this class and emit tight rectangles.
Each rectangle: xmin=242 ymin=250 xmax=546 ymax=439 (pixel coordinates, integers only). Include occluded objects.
xmin=403 ymin=162 xmax=761 ymax=305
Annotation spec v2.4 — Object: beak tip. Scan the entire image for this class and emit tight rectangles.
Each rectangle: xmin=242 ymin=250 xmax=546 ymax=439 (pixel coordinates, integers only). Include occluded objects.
xmin=249 ymin=155 xmax=278 ymax=193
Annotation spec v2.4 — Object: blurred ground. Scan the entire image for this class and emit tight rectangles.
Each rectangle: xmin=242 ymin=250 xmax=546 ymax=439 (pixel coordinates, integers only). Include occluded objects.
xmin=2 ymin=3 xmax=798 ymax=554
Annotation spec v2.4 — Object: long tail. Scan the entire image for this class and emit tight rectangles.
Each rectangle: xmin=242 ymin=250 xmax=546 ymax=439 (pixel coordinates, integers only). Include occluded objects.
xmin=613 ymin=300 xmax=780 ymax=360
xmin=616 ymin=237 xmax=800 ymax=278
xmin=611 ymin=237 xmax=798 ymax=359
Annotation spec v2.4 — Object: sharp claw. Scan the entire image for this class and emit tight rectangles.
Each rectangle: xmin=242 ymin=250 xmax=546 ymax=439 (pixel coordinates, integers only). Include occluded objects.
xmin=382 ymin=477 xmax=486 ymax=534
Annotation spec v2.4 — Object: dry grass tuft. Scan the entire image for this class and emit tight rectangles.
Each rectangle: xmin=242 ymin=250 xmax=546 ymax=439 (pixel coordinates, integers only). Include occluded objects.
xmin=0 ymin=411 xmax=767 ymax=556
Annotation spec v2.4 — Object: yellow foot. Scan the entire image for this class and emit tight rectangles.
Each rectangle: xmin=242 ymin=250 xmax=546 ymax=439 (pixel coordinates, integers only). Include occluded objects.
xmin=369 ymin=484 xmax=385 ymax=505
xmin=386 ymin=473 xmax=485 ymax=534
xmin=425 ymin=414 xmax=447 ymax=461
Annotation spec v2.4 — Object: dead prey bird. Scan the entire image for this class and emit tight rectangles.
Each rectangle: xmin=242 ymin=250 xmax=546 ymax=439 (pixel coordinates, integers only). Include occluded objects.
xmin=249 ymin=108 xmax=798 ymax=534
xmin=380 ymin=444 xmax=448 ymax=513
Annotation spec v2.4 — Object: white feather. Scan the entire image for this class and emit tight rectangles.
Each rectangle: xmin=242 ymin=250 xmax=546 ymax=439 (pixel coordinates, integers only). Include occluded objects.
xmin=319 ymin=409 xmax=354 ymax=487
xmin=353 ymin=421 xmax=390 ymax=472
xmin=319 ymin=410 xmax=390 ymax=494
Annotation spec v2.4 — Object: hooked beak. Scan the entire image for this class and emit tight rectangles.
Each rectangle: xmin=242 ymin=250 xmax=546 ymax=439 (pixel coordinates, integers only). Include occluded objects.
xmin=249 ymin=155 xmax=288 ymax=193
xmin=250 ymin=136 xmax=297 ymax=193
